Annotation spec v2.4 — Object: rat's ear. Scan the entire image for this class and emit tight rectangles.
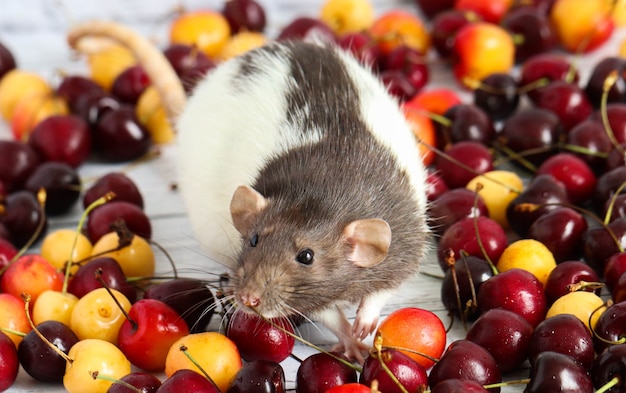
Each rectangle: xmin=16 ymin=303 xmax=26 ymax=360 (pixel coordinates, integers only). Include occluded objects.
xmin=342 ymin=219 xmax=391 ymax=268
xmin=230 ymin=185 xmax=268 ymax=235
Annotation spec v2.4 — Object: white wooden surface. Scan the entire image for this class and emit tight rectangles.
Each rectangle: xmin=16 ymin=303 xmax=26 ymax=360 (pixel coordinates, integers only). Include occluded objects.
xmin=1 ymin=1 xmax=624 ymax=392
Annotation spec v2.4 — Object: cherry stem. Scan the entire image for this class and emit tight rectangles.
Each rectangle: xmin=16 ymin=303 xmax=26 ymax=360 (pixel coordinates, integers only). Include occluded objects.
xmin=560 ymin=143 xmax=609 ymax=158
xmin=379 ymin=344 xmax=440 ymax=364
xmin=470 ymin=184 xmax=498 ymax=275
xmin=149 ymin=238 xmax=178 ymax=278
xmin=410 ymin=107 xmax=451 ymax=127
xmin=21 ymin=293 xmax=73 ymax=364
xmin=516 ymin=77 xmax=550 ymax=95
xmin=95 ymin=268 xmax=136 ymax=329
xmin=603 ymin=181 xmax=626 ymax=226
xmin=492 ymin=142 xmax=540 ymax=173
xmin=247 ymin=307 xmax=363 ymax=373
xmin=91 ymin=372 xmax=143 ymax=393
xmin=373 ymin=333 xmax=410 ymax=393
xmin=595 ymin=376 xmax=621 ymax=393
xmin=62 ymin=192 xmax=116 ymax=294
xmin=179 ymin=344 xmax=221 ymax=387
xmin=567 ymin=280 xmax=605 ymax=292
xmin=445 ymin=250 xmax=467 ymax=331
xmin=483 ymin=378 xmax=531 ymax=389
xmin=0 ymin=326 xmax=26 ymax=338
xmin=600 ymin=70 xmax=625 ymax=155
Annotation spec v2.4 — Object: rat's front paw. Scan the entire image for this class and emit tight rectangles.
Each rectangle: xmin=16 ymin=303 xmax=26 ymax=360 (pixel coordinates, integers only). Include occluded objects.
xmin=331 ymin=338 xmax=370 ymax=364
xmin=351 ymin=314 xmax=379 ymax=341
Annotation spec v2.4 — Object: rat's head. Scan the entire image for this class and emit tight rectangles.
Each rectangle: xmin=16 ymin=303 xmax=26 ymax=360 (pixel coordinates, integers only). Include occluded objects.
xmin=228 ymin=185 xmax=392 ymax=318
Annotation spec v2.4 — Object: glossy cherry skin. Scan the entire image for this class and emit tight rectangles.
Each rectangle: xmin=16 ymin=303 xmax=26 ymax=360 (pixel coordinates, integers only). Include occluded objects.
xmin=604 ymin=252 xmax=626 ymax=293
xmin=296 ymin=352 xmax=357 ymax=393
xmin=360 ymin=349 xmax=428 ymax=393
xmin=83 ymin=172 xmax=144 ymax=210
xmin=276 ymin=16 xmax=336 ymax=42
xmin=585 ymin=56 xmax=626 ymax=108
xmin=498 ymin=108 xmax=562 ymax=167
xmin=56 ymin=74 xmax=105 ymax=113
xmin=143 ymin=278 xmax=216 ymax=333
xmin=17 ymin=320 xmax=80 ymax=383
xmin=111 ymin=65 xmax=150 ymax=105
xmin=163 ymin=44 xmax=216 ymax=94
xmin=477 ymin=268 xmax=547 ymax=327
xmin=506 ymin=174 xmax=570 ymax=238
xmin=593 ymin=166 xmax=626 ymax=212
xmin=157 ymin=369 xmax=221 ymax=393
xmin=118 ymin=298 xmax=190 ymax=371
xmin=0 ymin=140 xmax=40 ymax=192
xmin=536 ymin=80 xmax=593 ymax=133
xmin=428 ymin=188 xmax=489 ymax=236
xmin=428 ymin=339 xmax=501 ymax=393
xmin=86 ymin=200 xmax=152 ymax=243
xmin=437 ymin=216 xmax=508 ymax=272
xmin=592 ymin=344 xmax=626 ymax=393
xmin=525 ymin=351 xmax=594 ymax=393
xmin=74 ymin=90 xmax=121 ymax=128
xmin=441 ymin=255 xmax=493 ymax=320
xmin=24 ymin=161 xmax=81 ymax=216
xmin=466 ymin=308 xmax=534 ymax=373
xmin=544 ymin=261 xmax=601 ymax=305
xmin=614 ymin=273 xmax=626 ymax=304
xmin=536 ymin=152 xmax=597 ymax=205
xmin=67 ymin=257 xmax=137 ymax=303
xmin=28 ymin=114 xmax=92 ymax=168
xmin=472 ymin=72 xmax=519 ymax=121
xmin=583 ymin=217 xmax=626 ymax=274
xmin=528 ymin=314 xmax=595 ymax=370
xmin=431 ymin=379 xmax=489 ymax=393
xmin=93 ymin=106 xmax=152 ymax=163
xmin=518 ymin=53 xmax=579 ymax=103
xmin=430 ymin=9 xmax=477 ymax=60
xmin=438 ymin=103 xmax=496 ymax=147
xmin=566 ymin=119 xmax=612 ymax=174
xmin=593 ymin=301 xmax=626 ymax=354
xmin=501 ymin=5 xmax=557 ymax=63
xmin=228 ymin=360 xmax=285 ymax=393
xmin=108 ymin=372 xmax=162 ymax=393
xmin=435 ymin=140 xmax=493 ymax=189
xmin=222 ymin=0 xmax=267 ymax=33
xmin=227 ymin=311 xmax=294 ymax=363
xmin=0 ymin=190 xmax=47 ymax=248
xmin=0 ymin=331 xmax=19 ymax=392
xmin=425 ymin=171 xmax=449 ymax=202
xmin=589 ymin=104 xmax=626 ymax=146
xmin=527 ymin=207 xmax=588 ymax=263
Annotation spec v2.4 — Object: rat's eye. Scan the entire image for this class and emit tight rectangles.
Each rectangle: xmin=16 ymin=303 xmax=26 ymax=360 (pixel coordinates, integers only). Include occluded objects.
xmin=249 ymin=233 xmax=259 ymax=247
xmin=296 ymin=249 xmax=314 ymax=265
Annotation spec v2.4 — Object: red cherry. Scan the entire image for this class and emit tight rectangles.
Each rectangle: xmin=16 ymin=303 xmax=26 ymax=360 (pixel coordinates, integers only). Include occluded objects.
xmin=83 ymin=172 xmax=144 ymax=211
xmin=359 ymin=349 xmax=428 ymax=392
xmin=296 ymin=352 xmax=357 ymax=393
xmin=536 ymin=152 xmax=597 ymax=205
xmin=0 ymin=140 xmax=40 ymax=193
xmin=118 ymin=299 xmax=190 ymax=371
xmin=86 ymin=200 xmax=152 ymax=243
xmin=477 ymin=268 xmax=547 ymax=327
xmin=428 ymin=188 xmax=489 ymax=236
xmin=435 ymin=140 xmax=493 ymax=189
xmin=28 ymin=114 xmax=92 ymax=168
xmin=544 ymin=260 xmax=601 ymax=305
xmin=0 ymin=331 xmax=19 ymax=391
xmin=527 ymin=207 xmax=588 ymax=263
xmin=227 ymin=311 xmax=294 ymax=363
xmin=111 ymin=65 xmax=151 ymax=105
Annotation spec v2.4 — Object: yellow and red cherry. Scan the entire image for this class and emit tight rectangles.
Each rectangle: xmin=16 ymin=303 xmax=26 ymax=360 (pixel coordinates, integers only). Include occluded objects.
xmin=320 ymin=0 xmax=375 ymax=36
xmin=0 ymin=69 xmax=51 ymax=122
xmin=117 ymin=298 xmax=189 ymax=372
xmin=368 ymin=9 xmax=430 ymax=56
xmin=70 ymin=287 xmax=132 ymax=344
xmin=550 ymin=0 xmax=614 ymax=53
xmin=452 ymin=22 xmax=514 ymax=88
xmin=164 ymin=331 xmax=242 ymax=392
xmin=0 ymin=254 xmax=64 ymax=307
xmin=0 ymin=293 xmax=31 ymax=347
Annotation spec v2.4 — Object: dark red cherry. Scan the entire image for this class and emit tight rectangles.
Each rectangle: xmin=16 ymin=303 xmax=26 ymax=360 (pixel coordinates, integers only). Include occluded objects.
xmin=528 ymin=314 xmax=595 ymax=370
xmin=441 ymin=255 xmax=493 ymax=320
xmin=525 ymin=351 xmax=594 ymax=393
xmin=111 ymin=65 xmax=151 ymax=105
xmin=163 ymin=44 xmax=216 ymax=94
xmin=108 ymin=372 xmax=162 ymax=393
xmin=535 ymin=80 xmax=593 ymax=133
xmin=86 ymin=200 xmax=152 ymax=243
xmin=0 ymin=140 xmax=40 ymax=192
xmin=74 ymin=90 xmax=121 ymax=128
xmin=295 ymin=352 xmax=356 ymax=393
xmin=276 ymin=17 xmax=336 ymax=42
xmin=604 ymin=252 xmax=626 ymax=293
xmin=0 ymin=190 xmax=47 ymax=248
xmin=536 ymin=152 xmax=598 ymax=205
xmin=586 ymin=56 xmax=626 ymax=108
xmin=222 ymin=0 xmax=267 ymax=33
xmin=438 ymin=103 xmax=496 ymax=146
xmin=518 ymin=53 xmax=579 ymax=103
xmin=68 ymin=257 xmax=137 ymax=303
xmin=0 ymin=41 xmax=17 ymax=80
xmin=582 ymin=217 xmax=626 ymax=274
xmin=82 ymin=172 xmax=144 ymax=210
xmin=28 ymin=114 xmax=92 ymax=168
xmin=93 ymin=106 xmax=152 ymax=163
xmin=544 ymin=260 xmax=601 ymax=305
xmin=472 ymin=73 xmax=520 ymax=121
xmin=466 ymin=308 xmax=534 ymax=374
xmin=593 ymin=301 xmax=626 ymax=354
xmin=527 ymin=207 xmax=588 ymax=263
xmin=566 ymin=119 xmax=612 ymax=174
xmin=360 ymin=349 xmax=427 ymax=392
xmin=591 ymin=344 xmax=626 ymax=393
xmin=336 ymin=32 xmax=382 ymax=71
xmin=428 ymin=188 xmax=488 ymax=236
xmin=227 ymin=360 xmax=284 ymax=393
xmin=430 ymin=9 xmax=477 ymax=60
xmin=498 ymin=107 xmax=562 ymax=167
xmin=56 ymin=75 xmax=106 ymax=113
xmin=24 ymin=161 xmax=81 ymax=216
xmin=434 ymin=141 xmax=493 ymax=189
xmin=501 ymin=5 xmax=557 ymax=63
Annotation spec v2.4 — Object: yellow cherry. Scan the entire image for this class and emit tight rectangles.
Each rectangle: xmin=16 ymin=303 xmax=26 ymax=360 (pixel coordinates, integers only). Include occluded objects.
xmin=466 ymin=169 xmax=523 ymax=229
xmin=70 ymin=287 xmax=131 ymax=345
xmin=90 ymin=231 xmax=155 ymax=278
xmin=546 ymin=291 xmax=607 ymax=332
xmin=32 ymin=290 xmax=78 ymax=326
xmin=0 ymin=69 xmax=51 ymax=122
xmin=217 ymin=31 xmax=267 ymax=61
xmin=497 ymin=239 xmax=557 ymax=287
xmin=63 ymin=338 xmax=131 ymax=393
xmin=40 ymin=229 xmax=93 ymax=276
xmin=169 ymin=11 xmax=231 ymax=59
xmin=136 ymin=86 xmax=175 ymax=144
xmin=320 ymin=0 xmax=375 ymax=36
xmin=86 ymin=43 xmax=137 ymax=90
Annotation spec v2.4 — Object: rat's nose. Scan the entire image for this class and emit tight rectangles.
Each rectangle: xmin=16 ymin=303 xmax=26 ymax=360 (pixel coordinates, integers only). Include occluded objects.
xmin=239 ymin=292 xmax=261 ymax=308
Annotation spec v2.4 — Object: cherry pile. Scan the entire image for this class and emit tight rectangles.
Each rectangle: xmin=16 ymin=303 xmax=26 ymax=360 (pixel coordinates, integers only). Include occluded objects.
xmin=1 ymin=0 xmax=626 ymax=392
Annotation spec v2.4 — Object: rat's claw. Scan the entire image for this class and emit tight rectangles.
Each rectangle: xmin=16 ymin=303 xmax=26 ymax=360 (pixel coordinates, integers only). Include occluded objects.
xmin=351 ymin=315 xmax=379 ymax=341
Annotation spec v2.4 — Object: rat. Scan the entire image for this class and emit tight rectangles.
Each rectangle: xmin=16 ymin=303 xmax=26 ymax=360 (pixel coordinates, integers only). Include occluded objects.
xmin=176 ymin=40 xmax=430 ymax=360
